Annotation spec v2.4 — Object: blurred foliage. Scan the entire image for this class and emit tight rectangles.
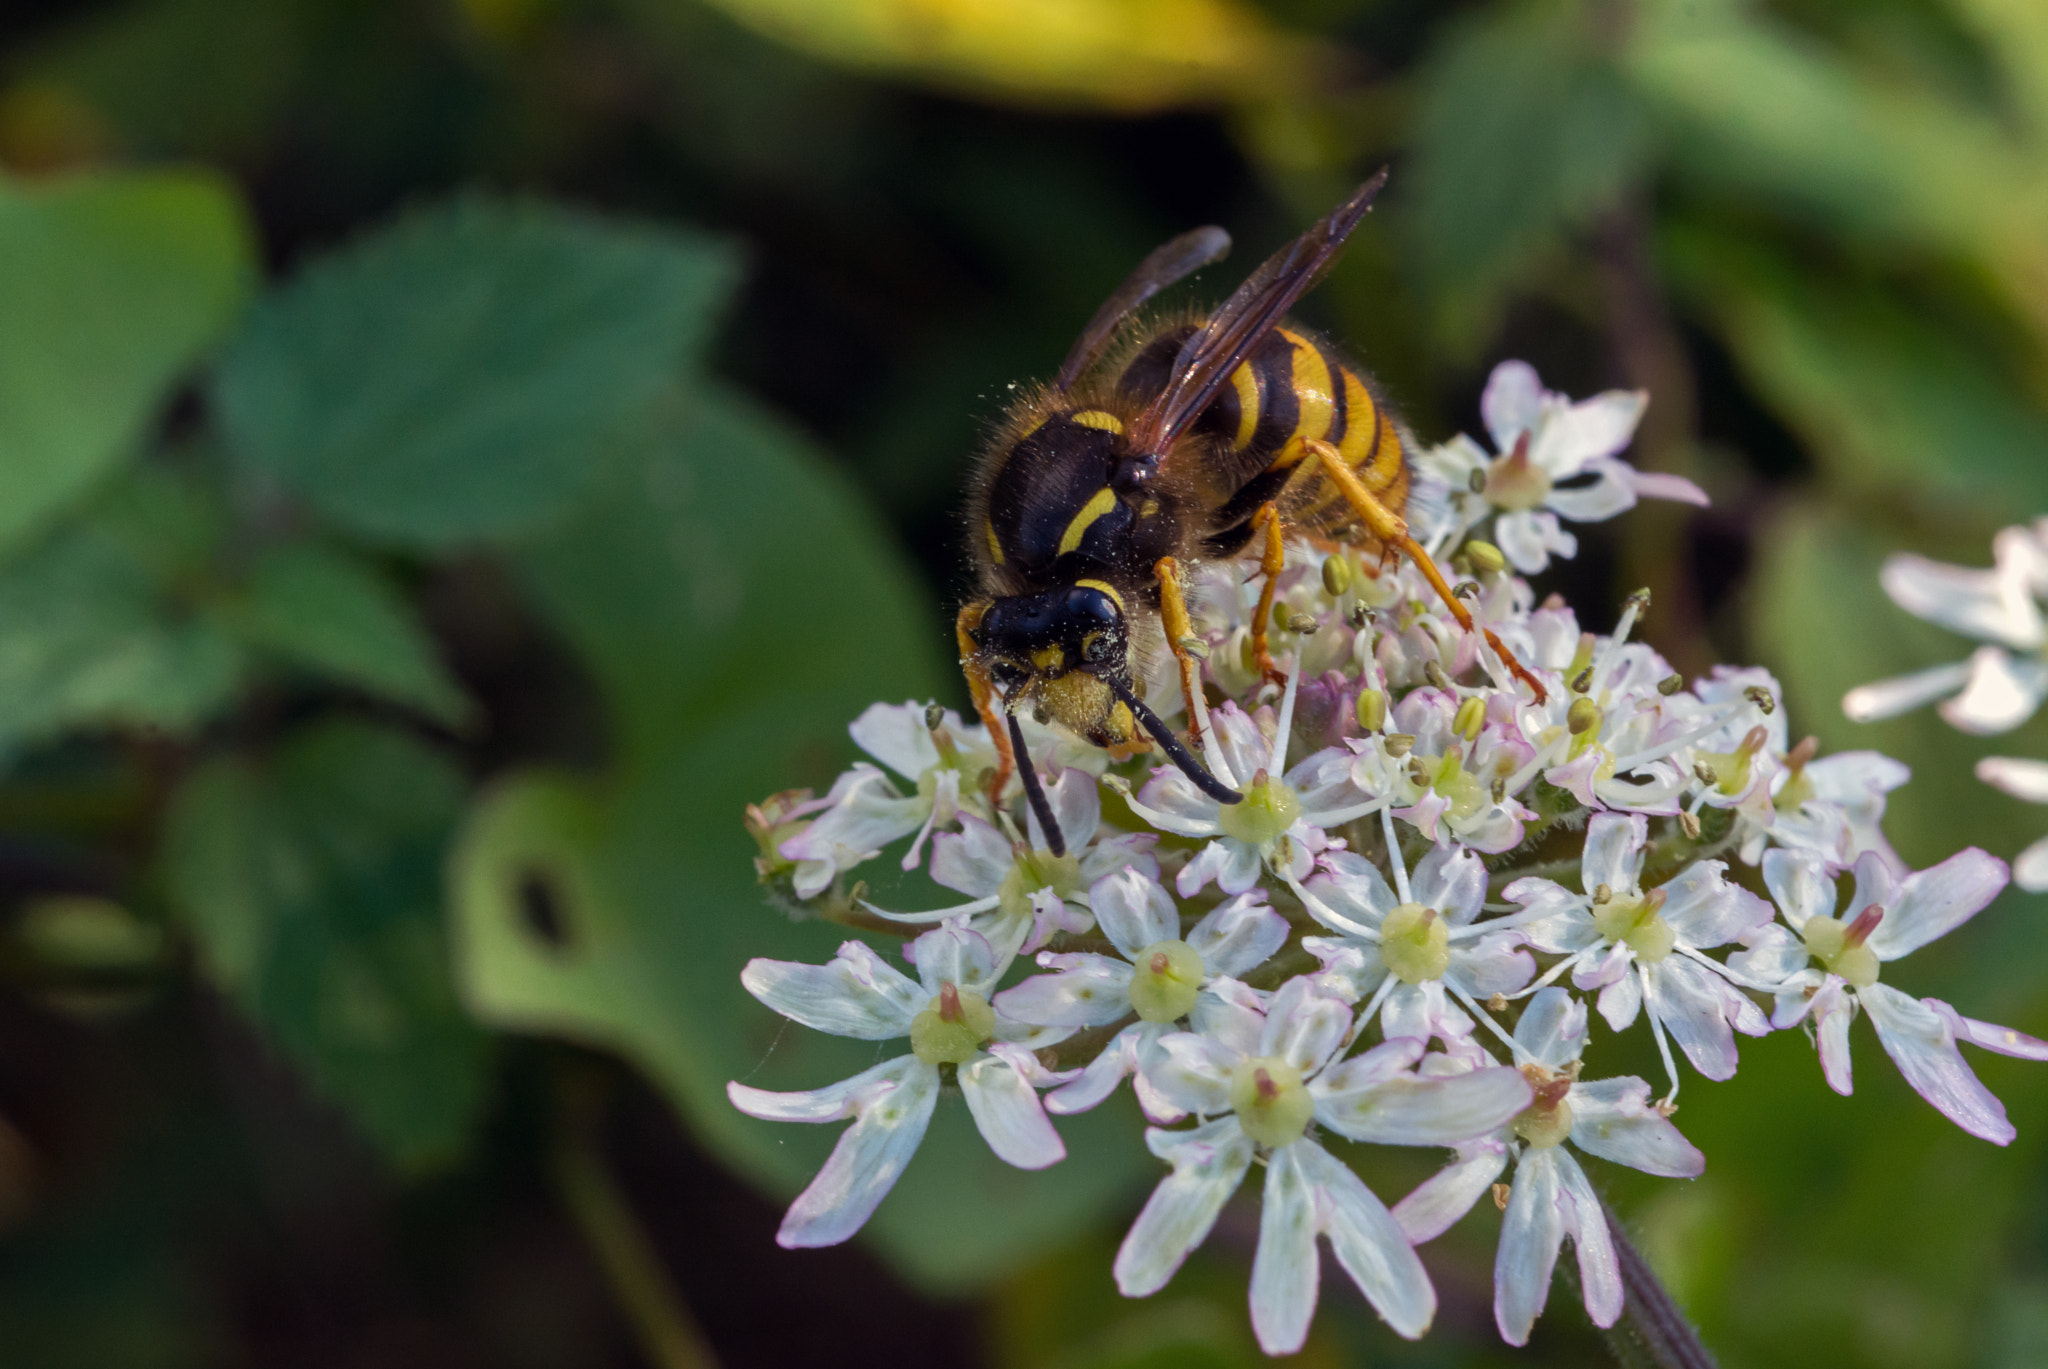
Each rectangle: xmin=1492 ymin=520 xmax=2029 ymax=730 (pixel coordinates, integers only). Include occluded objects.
xmin=0 ymin=0 xmax=2044 ymax=1365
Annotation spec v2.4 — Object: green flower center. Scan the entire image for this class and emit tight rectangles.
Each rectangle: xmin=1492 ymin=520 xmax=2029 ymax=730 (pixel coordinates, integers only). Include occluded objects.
xmin=1590 ymin=885 xmax=1674 ymax=962
xmin=1380 ymin=902 xmax=1451 ymax=984
xmin=1802 ymin=913 xmax=1881 ymax=989
xmin=1511 ymin=1070 xmax=1575 ymax=1149
xmin=1128 ymin=938 xmax=1205 ymax=1023
xmin=1229 ymin=1056 xmax=1314 ymax=1149
xmin=1219 ymin=772 xmax=1301 ymax=846
xmin=909 ymin=983 xmax=995 ymax=1065
xmin=998 ymin=849 xmax=1083 ymax=925
xmin=1484 ymin=439 xmax=1553 ymax=512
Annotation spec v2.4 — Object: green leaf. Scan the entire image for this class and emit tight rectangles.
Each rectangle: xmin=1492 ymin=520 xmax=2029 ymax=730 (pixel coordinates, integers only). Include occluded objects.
xmin=1408 ymin=0 xmax=1649 ymax=329
xmin=1666 ymin=226 xmax=2048 ymax=517
xmin=214 ymin=197 xmax=743 ymax=548
xmin=221 ymin=542 xmax=472 ymax=725
xmin=453 ymin=385 xmax=1150 ymax=1291
xmin=161 ymin=719 xmax=493 ymax=1171
xmin=0 ymin=168 xmax=253 ymax=560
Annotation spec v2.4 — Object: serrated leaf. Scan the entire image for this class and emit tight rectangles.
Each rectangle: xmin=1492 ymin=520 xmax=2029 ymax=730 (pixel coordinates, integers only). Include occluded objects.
xmin=215 ymin=197 xmax=743 ymax=548
xmin=0 ymin=168 xmax=253 ymax=560
xmin=222 ymin=542 xmax=471 ymax=725
xmin=453 ymin=385 xmax=1151 ymax=1291
xmin=161 ymin=719 xmax=492 ymax=1171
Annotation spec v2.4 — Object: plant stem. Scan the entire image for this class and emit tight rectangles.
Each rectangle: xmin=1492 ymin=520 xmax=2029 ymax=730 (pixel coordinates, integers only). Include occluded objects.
xmin=1597 ymin=1194 xmax=1717 ymax=1369
xmin=553 ymin=1071 xmax=723 ymax=1369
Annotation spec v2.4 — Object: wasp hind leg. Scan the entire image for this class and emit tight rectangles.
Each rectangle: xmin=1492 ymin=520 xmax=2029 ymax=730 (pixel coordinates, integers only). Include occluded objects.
xmin=1247 ymin=503 xmax=1291 ymax=688
xmin=1303 ymin=437 xmax=1550 ymax=704
xmin=956 ymin=601 xmax=1014 ymax=804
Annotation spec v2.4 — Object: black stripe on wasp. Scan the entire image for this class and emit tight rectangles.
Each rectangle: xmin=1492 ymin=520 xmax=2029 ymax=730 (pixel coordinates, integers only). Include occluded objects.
xmin=956 ymin=170 xmax=1549 ymax=857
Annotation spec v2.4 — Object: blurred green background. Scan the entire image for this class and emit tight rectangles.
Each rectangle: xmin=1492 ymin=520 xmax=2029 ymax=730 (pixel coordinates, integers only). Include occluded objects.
xmin=1 ymin=0 xmax=2046 ymax=1365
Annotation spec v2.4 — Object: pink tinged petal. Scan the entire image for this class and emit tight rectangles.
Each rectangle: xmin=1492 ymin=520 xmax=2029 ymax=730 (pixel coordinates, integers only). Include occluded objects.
xmin=910 ymin=920 xmax=1001 ymax=998
xmin=1496 ymin=510 xmax=1565 ymax=574
xmin=1565 ymin=1076 xmax=1704 ymax=1177
xmin=1727 ymin=923 xmax=1810 ymax=988
xmin=1392 ymin=793 xmax=1451 ymax=845
xmin=1867 ymin=846 xmax=2009 ymax=960
xmin=1544 ymin=463 xmax=1636 ymax=523
xmin=1189 ymin=894 xmax=1290 ymax=979
xmin=1761 ymin=847 xmax=1839 ymax=932
xmin=1305 ymin=850 xmax=1398 ymax=935
xmin=1297 ymin=1141 xmax=1437 ymax=1340
xmin=1176 ymin=838 xmax=1251 ymax=898
xmin=1582 ymin=813 xmax=1649 ymax=894
xmin=1394 ymin=1141 xmax=1511 ymax=1243
xmin=1944 ymin=1006 xmax=2048 ymax=1061
xmin=1091 ymin=866 xmax=1179 ymax=959
xmin=1939 ymin=648 xmax=2048 ymax=734
xmin=1641 ymin=958 xmax=1744 ymax=1081
xmin=1131 ymin=771 xmax=1225 ymax=838
xmin=1412 ymin=844 xmax=1487 ymax=923
xmin=1628 ymin=469 xmax=1711 ymax=507
xmin=1574 ymin=941 xmax=1633 ymax=993
xmin=849 ymin=701 xmax=943 ymax=781
xmin=1515 ymin=987 xmax=1590 ymax=1070
xmin=958 ymin=1051 xmax=1066 ymax=1169
xmin=1504 ymin=879 xmax=1600 ymax=954
xmin=1842 ymin=660 xmax=1973 ymax=723
xmin=1659 ymin=862 xmax=1773 ymax=949
xmin=929 ymin=813 xmax=1015 ymax=898
xmin=1537 ymin=389 xmax=1647 ymax=472
xmin=1880 ymin=552 xmax=2044 ymax=649
xmin=1804 ymin=978 xmax=1853 ymax=1094
xmin=2016 ymin=836 xmax=2048 ymax=893
xmin=1191 ymin=978 xmax=1268 ymax=1057
xmin=1596 ymin=964 xmax=1644 ymax=1033
xmin=1145 ymin=1031 xmax=1241 ymax=1116
xmin=740 ymin=944 xmax=923 ymax=1039
xmin=1301 ymin=935 xmax=1387 ymax=1003
xmin=1114 ymin=1119 xmax=1255 ymax=1297
xmin=728 ymin=1056 xmax=939 ymax=1249
xmin=1861 ymin=982 xmax=2015 ymax=1144
xmin=994 ymin=956 xmax=1134 ymax=1029
xmin=1481 ymin=359 xmax=1544 ymax=451
xmin=1047 ymin=1022 xmax=1148 ymax=1116
xmin=1494 ymin=1149 xmax=1567 ymax=1346
xmin=1030 ymin=767 xmax=1102 ymax=853
xmin=1261 ymin=978 xmax=1353 ymax=1075
xmin=1452 ymin=933 xmax=1537 ymax=997
xmin=1553 ymin=1151 xmax=1624 ymax=1330
xmin=1979 ymin=756 xmax=2048 ymax=803
xmin=1316 ymin=1064 xmax=1533 ymax=1147
xmin=1249 ymin=1143 xmax=1322 ymax=1356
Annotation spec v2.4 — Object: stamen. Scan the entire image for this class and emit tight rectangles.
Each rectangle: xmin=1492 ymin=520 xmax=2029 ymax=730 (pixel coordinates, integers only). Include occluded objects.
xmin=1270 ymin=662 xmax=1302 ymax=775
xmin=1380 ymin=806 xmax=1413 ymax=904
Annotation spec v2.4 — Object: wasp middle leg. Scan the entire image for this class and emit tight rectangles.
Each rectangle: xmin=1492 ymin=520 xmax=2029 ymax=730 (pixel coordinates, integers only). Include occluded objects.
xmin=956 ymin=601 xmax=1014 ymax=803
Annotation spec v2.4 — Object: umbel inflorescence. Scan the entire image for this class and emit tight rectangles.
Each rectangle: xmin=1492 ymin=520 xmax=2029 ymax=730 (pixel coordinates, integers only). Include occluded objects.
xmin=736 ymin=363 xmax=2044 ymax=1354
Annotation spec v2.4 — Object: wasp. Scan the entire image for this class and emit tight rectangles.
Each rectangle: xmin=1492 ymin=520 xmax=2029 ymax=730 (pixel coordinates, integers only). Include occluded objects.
xmin=957 ymin=170 xmax=1547 ymax=856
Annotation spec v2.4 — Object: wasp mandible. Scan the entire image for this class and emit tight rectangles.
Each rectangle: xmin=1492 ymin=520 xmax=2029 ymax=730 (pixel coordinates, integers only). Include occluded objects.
xmin=957 ymin=170 xmax=1547 ymax=856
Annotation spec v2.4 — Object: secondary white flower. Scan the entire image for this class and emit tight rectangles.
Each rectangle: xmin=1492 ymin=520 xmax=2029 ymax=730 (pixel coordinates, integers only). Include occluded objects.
xmin=778 ymin=702 xmax=999 ymax=898
xmin=727 ymin=921 xmax=1072 ymax=1247
xmin=1353 ymin=687 xmax=1538 ymax=853
xmin=1508 ymin=812 xmax=1772 ymax=1097
xmin=1115 ymin=978 xmax=1531 ymax=1355
xmin=1728 ymin=847 xmax=2044 ymax=1143
xmin=1417 ymin=360 xmax=1706 ymax=575
xmin=1977 ymin=757 xmax=2048 ymax=893
xmin=995 ymin=867 xmax=1288 ymax=1121
xmin=1843 ymin=521 xmax=2048 ymax=734
xmin=1392 ymin=988 xmax=1705 ymax=1347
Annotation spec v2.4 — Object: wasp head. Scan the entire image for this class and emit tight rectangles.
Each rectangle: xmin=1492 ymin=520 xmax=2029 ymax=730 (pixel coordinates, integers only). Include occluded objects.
xmin=971 ymin=583 xmax=1137 ymax=748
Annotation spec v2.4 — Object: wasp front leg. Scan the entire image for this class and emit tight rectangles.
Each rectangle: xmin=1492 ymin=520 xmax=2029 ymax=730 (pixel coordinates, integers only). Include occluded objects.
xmin=1247 ymin=503 xmax=1291 ymax=688
xmin=1304 ymin=437 xmax=1550 ymax=704
xmin=1153 ymin=556 xmax=1209 ymax=752
xmin=956 ymin=600 xmax=1014 ymax=803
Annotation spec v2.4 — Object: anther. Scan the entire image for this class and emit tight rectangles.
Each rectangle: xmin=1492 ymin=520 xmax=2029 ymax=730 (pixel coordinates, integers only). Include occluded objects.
xmin=1744 ymin=685 xmax=1776 ymax=715
xmin=1424 ymin=660 xmax=1454 ymax=691
xmin=1465 ymin=540 xmax=1506 ymax=575
xmin=1453 ymin=695 xmax=1486 ymax=742
xmin=1694 ymin=761 xmax=1719 ymax=786
xmin=1322 ymin=554 xmax=1353 ymax=597
xmin=1626 ymin=587 xmax=1653 ymax=614
xmin=1384 ymin=733 xmax=1415 ymax=758
xmin=1593 ymin=883 xmax=1613 ymax=905
xmin=1468 ymin=469 xmax=1488 ymax=494
xmin=1286 ymin=610 xmax=1319 ymax=634
xmin=1348 ymin=602 xmax=1372 ymax=630
xmin=1452 ymin=580 xmax=1481 ymax=600
xmin=924 ymin=702 xmax=946 ymax=731
xmin=1356 ymin=688 xmax=1386 ymax=733
xmin=1658 ymin=673 xmax=1685 ymax=696
xmin=1570 ymin=666 xmax=1594 ymax=695
xmin=1567 ymin=697 xmax=1601 ymax=735
xmin=1179 ymin=636 xmax=1210 ymax=660
xmin=1679 ymin=811 xmax=1701 ymax=840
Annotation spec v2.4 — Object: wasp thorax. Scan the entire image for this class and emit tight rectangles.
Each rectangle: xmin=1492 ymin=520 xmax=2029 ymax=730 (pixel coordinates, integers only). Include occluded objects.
xmin=910 ymin=982 xmax=996 ymax=1065
xmin=1129 ymin=938 xmax=1204 ymax=1022
xmin=1229 ymin=1056 xmax=1313 ymax=1148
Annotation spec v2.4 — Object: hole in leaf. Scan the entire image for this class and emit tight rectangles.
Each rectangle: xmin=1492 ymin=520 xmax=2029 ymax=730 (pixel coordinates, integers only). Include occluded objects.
xmin=515 ymin=867 xmax=570 ymax=950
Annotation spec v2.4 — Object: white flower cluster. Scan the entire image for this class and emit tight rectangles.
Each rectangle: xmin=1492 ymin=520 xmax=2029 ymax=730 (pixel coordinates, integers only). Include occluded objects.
xmin=1844 ymin=518 xmax=2048 ymax=892
xmin=736 ymin=363 xmax=2043 ymax=1354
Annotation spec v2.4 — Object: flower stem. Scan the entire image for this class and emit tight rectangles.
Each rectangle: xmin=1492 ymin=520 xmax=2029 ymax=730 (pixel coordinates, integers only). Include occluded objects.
xmin=1596 ymin=1193 xmax=1717 ymax=1369
xmin=553 ymin=1068 xmax=723 ymax=1369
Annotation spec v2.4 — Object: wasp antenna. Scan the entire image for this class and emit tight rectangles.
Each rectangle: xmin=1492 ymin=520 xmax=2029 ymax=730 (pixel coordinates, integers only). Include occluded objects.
xmin=1006 ymin=713 xmax=1067 ymax=857
xmin=1106 ymin=677 xmax=1242 ymax=805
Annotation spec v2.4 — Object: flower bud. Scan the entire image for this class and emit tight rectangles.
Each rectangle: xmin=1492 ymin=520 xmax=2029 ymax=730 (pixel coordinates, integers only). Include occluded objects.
xmin=1321 ymin=553 xmax=1353 ymax=597
xmin=1464 ymin=539 xmax=1507 ymax=575
xmin=1355 ymin=688 xmax=1386 ymax=732
xmin=1567 ymin=697 xmax=1602 ymax=735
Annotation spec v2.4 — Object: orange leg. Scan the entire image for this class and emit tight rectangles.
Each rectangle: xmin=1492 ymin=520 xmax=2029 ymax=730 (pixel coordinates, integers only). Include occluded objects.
xmin=1304 ymin=438 xmax=1549 ymax=703
xmin=1154 ymin=557 xmax=1208 ymax=751
xmin=956 ymin=601 xmax=1013 ymax=803
xmin=1248 ymin=503 xmax=1290 ymax=687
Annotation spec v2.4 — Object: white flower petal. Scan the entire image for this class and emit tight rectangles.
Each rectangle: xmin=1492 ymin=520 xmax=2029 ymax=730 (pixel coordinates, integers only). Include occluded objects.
xmin=2016 ymin=836 xmax=2048 ymax=893
xmin=1030 ymin=767 xmax=1102 ymax=853
xmin=1412 ymin=844 xmax=1487 ymax=924
xmin=1250 ymin=1143 xmax=1322 ymax=1356
xmin=1260 ymin=978 xmax=1352 ymax=1076
xmin=1939 ymin=647 xmax=2048 ymax=734
xmin=1494 ymin=1148 xmax=1567 ymax=1347
xmin=1495 ymin=509 xmax=1570 ymax=573
xmin=1451 ymin=933 xmax=1538 ymax=997
xmin=1176 ymin=838 xmax=1260 ymax=898
xmin=929 ymin=813 xmax=1016 ymax=899
xmin=1945 ymin=1007 xmax=2048 ymax=1061
xmin=1659 ymin=861 xmax=1773 ymax=949
xmin=994 ymin=955 xmax=1135 ymax=1028
xmin=1515 ymin=986 xmax=1589 ymax=1070
xmin=1298 ymin=1140 xmax=1437 ymax=1339
xmin=1978 ymin=756 xmax=2048 ymax=804
xmin=1628 ymin=469 xmax=1711 ymax=507
xmin=1861 ymin=983 xmax=2015 ymax=1144
xmin=1145 ymin=1030 xmax=1241 ymax=1116
xmin=959 ymin=1051 xmax=1066 ymax=1168
xmin=740 ymin=943 xmax=922 ymax=1039
xmin=1553 ymin=1148 xmax=1623 ymax=1329
xmin=1595 ymin=961 xmax=1643 ymax=1032
xmin=1544 ymin=463 xmax=1636 ymax=523
xmin=1316 ymin=1064 xmax=1532 ymax=1146
xmin=729 ymin=1055 xmax=939 ymax=1249
xmin=1815 ymin=980 xmax=1854 ymax=1095
xmin=1535 ymin=389 xmax=1647 ymax=473
xmin=1842 ymin=660 xmax=1972 ymax=722
xmin=910 ymin=920 xmax=1001 ymax=998
xmin=1726 ymin=923 xmax=1810 ymax=989
xmin=1482 ymin=360 xmax=1544 ymax=451
xmin=1393 ymin=1141 xmax=1510 ymax=1244
xmin=1090 ymin=866 xmax=1178 ymax=961
xmin=1867 ymin=846 xmax=2008 ymax=960
xmin=1566 ymin=1076 xmax=1704 ymax=1177
xmin=1188 ymin=893 xmax=1290 ymax=979
xmin=1582 ymin=813 xmax=1648 ymax=894
xmin=1047 ymin=1022 xmax=1157 ymax=1117
xmin=1880 ymin=552 xmax=2043 ymax=650
xmin=1761 ymin=847 xmax=1839 ymax=932
xmin=1114 ymin=1119 xmax=1255 ymax=1297
xmin=1641 ymin=958 xmax=1743 ymax=1081
xmin=1303 ymin=849 xmax=1397 ymax=936
xmin=849 ymin=701 xmax=942 ymax=781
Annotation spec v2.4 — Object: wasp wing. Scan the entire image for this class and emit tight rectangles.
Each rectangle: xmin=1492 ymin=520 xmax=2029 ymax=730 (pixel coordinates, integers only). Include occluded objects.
xmin=1054 ymin=225 xmax=1232 ymax=391
xmin=1127 ymin=169 xmax=1388 ymax=458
